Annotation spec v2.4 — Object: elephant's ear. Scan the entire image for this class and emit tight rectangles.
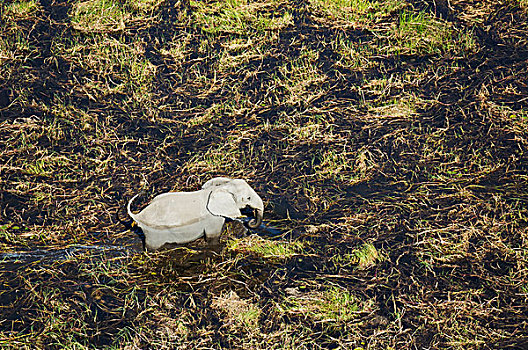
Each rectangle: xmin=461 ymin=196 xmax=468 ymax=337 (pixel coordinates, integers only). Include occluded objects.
xmin=207 ymin=189 xmax=241 ymax=218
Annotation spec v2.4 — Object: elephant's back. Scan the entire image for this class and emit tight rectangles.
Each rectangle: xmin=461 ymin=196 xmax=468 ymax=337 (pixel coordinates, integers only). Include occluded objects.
xmin=136 ymin=191 xmax=208 ymax=227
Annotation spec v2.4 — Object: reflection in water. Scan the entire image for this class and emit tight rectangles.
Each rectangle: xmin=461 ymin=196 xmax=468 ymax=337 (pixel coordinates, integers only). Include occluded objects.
xmin=239 ymin=218 xmax=284 ymax=237
xmin=0 ymin=245 xmax=130 ymax=263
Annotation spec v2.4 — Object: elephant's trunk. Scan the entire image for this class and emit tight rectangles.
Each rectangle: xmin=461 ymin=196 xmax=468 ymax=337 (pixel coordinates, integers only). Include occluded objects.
xmin=247 ymin=208 xmax=263 ymax=229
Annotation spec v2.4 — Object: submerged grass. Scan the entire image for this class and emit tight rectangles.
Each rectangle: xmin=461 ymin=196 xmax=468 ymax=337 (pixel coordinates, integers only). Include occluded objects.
xmin=1 ymin=0 xmax=528 ymax=348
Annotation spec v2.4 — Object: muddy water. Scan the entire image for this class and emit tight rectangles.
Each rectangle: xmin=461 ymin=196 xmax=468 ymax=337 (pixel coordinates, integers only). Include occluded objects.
xmin=0 ymin=245 xmax=132 ymax=264
xmin=241 ymin=218 xmax=284 ymax=237
xmin=0 ymin=221 xmax=283 ymax=263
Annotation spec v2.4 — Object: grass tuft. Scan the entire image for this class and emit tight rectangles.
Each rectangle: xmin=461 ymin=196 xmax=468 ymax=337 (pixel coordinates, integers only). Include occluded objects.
xmin=212 ymin=291 xmax=261 ymax=331
xmin=392 ymin=10 xmax=458 ymax=55
xmin=281 ymin=286 xmax=369 ymax=326
xmin=227 ymin=235 xmax=305 ymax=260
xmin=70 ymin=0 xmax=129 ymax=32
xmin=310 ymin=0 xmax=403 ymax=25
xmin=192 ymin=0 xmax=292 ymax=36
xmin=3 ymin=0 xmax=39 ymax=19
xmin=331 ymin=243 xmax=384 ymax=269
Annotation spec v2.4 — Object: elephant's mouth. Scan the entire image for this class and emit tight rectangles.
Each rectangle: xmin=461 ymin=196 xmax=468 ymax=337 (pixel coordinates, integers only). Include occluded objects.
xmin=240 ymin=206 xmax=254 ymax=217
xmin=240 ymin=206 xmax=263 ymax=229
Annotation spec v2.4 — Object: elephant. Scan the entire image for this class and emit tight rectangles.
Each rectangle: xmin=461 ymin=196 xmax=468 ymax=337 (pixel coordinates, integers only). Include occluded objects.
xmin=126 ymin=178 xmax=264 ymax=251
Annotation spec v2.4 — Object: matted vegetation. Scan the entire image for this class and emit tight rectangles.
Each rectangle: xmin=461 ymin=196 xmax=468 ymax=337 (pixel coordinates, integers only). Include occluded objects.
xmin=1 ymin=0 xmax=528 ymax=348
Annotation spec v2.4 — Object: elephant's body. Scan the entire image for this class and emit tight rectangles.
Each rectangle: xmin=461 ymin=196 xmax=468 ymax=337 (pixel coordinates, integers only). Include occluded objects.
xmin=127 ymin=178 xmax=264 ymax=251
xmin=128 ymin=190 xmax=224 ymax=250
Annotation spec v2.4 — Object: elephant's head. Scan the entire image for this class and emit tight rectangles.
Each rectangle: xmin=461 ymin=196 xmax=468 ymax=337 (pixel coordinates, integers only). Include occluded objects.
xmin=205 ymin=178 xmax=264 ymax=228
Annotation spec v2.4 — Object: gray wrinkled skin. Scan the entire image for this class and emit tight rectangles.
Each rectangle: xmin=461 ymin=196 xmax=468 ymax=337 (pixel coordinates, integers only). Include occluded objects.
xmin=128 ymin=178 xmax=264 ymax=251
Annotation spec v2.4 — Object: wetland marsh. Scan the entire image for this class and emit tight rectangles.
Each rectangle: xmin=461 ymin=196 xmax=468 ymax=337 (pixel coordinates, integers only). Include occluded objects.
xmin=1 ymin=0 xmax=528 ymax=348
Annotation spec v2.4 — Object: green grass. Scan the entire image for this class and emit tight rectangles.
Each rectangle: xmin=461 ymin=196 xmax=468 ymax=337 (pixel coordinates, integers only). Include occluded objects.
xmin=313 ymin=146 xmax=383 ymax=184
xmin=159 ymin=33 xmax=190 ymax=63
xmin=274 ymin=49 xmax=327 ymax=106
xmin=56 ymin=35 xmax=156 ymax=107
xmin=69 ymin=0 xmax=160 ymax=33
xmin=217 ymin=37 xmax=273 ymax=74
xmin=192 ymin=0 xmax=292 ymax=36
xmin=3 ymin=0 xmax=39 ymax=19
xmin=354 ymin=243 xmax=383 ymax=268
xmin=70 ymin=0 xmax=130 ymax=32
xmin=212 ymin=291 xmax=261 ymax=331
xmin=22 ymin=153 xmax=72 ymax=176
xmin=127 ymin=0 xmax=163 ymax=13
xmin=0 ymin=224 xmax=16 ymax=244
xmin=331 ymin=243 xmax=384 ymax=269
xmin=333 ymin=34 xmax=378 ymax=70
xmin=227 ymin=235 xmax=305 ymax=260
xmin=280 ymin=286 xmax=370 ymax=326
xmin=0 ymin=29 xmax=34 ymax=63
xmin=390 ymin=10 xmax=469 ymax=55
xmin=310 ymin=0 xmax=404 ymax=24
